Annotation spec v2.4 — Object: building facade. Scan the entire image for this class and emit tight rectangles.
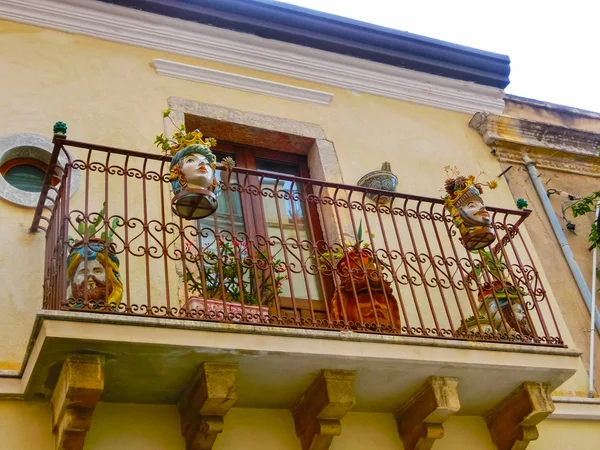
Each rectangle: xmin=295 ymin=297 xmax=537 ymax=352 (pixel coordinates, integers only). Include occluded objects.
xmin=0 ymin=1 xmax=598 ymax=449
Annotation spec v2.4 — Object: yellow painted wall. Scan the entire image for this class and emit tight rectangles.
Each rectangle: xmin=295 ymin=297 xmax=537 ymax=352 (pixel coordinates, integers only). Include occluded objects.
xmin=84 ymin=403 xmax=184 ymax=450
xmin=0 ymin=19 xmax=572 ymax=369
xmin=0 ymin=401 xmax=54 ymax=448
xmin=0 ymin=401 xmax=599 ymax=449
xmin=534 ymin=419 xmax=600 ymax=449
xmin=0 ymin=15 xmax=598 ymax=450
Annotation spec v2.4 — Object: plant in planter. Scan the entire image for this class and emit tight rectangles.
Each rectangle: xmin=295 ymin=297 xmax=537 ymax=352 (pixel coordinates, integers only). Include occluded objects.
xmin=67 ymin=205 xmax=123 ymax=307
xmin=184 ymin=237 xmax=287 ymax=320
xmin=471 ymin=249 xmax=533 ymax=338
xmin=319 ymin=221 xmax=401 ymax=329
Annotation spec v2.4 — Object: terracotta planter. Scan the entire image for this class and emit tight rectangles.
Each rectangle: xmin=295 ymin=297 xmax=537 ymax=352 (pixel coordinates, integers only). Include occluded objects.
xmin=188 ymin=296 xmax=269 ymax=323
xmin=330 ymin=248 xmax=401 ymax=329
xmin=335 ymin=247 xmax=376 ymax=280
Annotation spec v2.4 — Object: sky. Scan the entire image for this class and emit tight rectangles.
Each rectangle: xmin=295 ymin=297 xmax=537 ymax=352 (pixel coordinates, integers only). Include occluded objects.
xmin=279 ymin=0 xmax=600 ymax=112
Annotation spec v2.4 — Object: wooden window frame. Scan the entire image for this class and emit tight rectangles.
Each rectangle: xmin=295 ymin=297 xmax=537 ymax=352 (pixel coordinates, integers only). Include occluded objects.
xmin=213 ymin=141 xmax=331 ymax=314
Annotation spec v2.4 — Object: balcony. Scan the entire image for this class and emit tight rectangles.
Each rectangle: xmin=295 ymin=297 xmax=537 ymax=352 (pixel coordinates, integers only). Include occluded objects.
xmin=21 ymin=135 xmax=579 ymax=416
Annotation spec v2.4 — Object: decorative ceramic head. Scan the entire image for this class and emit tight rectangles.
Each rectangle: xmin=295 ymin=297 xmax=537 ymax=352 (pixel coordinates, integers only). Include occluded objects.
xmin=157 ymin=122 xmax=235 ymax=219
xmin=443 ymin=168 xmax=497 ymax=251
xmin=67 ymin=243 xmax=123 ymax=305
xmin=458 ymin=195 xmax=491 ymax=226
xmin=169 ymin=144 xmax=218 ymax=195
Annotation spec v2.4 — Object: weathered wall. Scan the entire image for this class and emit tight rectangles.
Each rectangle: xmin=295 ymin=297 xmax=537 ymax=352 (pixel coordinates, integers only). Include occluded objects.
xmin=501 ymin=151 xmax=600 ymax=394
xmin=505 ymin=96 xmax=600 ymax=134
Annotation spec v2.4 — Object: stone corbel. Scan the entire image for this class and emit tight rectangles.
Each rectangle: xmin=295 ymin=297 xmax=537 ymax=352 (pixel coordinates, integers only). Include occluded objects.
xmin=179 ymin=363 xmax=238 ymax=450
xmin=484 ymin=382 xmax=554 ymax=450
xmin=393 ymin=376 xmax=460 ymax=450
xmin=50 ymin=354 xmax=105 ymax=450
xmin=291 ymin=369 xmax=356 ymax=450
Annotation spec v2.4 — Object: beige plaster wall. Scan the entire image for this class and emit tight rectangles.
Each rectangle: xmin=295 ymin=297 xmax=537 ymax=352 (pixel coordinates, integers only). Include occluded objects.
xmin=0 ymin=19 xmax=573 ymax=373
xmin=503 ymin=163 xmax=600 ymax=394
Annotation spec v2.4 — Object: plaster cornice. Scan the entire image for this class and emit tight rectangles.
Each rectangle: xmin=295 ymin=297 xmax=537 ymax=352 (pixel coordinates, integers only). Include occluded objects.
xmin=151 ymin=59 xmax=334 ymax=105
xmin=470 ymin=112 xmax=600 ymax=177
xmin=0 ymin=0 xmax=505 ymax=115
xmin=550 ymin=397 xmax=600 ymax=421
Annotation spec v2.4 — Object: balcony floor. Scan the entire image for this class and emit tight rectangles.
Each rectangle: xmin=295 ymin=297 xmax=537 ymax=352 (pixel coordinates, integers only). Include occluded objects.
xmin=15 ymin=310 xmax=581 ymax=415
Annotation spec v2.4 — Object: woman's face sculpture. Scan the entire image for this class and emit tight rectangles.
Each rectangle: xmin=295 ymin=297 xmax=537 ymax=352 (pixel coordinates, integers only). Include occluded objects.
xmin=459 ymin=197 xmax=491 ymax=226
xmin=180 ymin=153 xmax=215 ymax=190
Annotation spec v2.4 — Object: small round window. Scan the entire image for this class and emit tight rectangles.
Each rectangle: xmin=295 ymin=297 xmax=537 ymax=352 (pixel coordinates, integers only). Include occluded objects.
xmin=0 ymin=158 xmax=59 ymax=192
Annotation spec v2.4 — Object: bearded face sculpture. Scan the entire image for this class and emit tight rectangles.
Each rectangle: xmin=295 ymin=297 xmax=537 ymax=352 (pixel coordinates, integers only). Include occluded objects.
xmin=67 ymin=243 xmax=123 ymax=306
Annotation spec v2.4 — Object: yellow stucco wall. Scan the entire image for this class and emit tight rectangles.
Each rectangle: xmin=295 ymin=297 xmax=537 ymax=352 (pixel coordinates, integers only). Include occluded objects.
xmin=534 ymin=419 xmax=600 ymax=450
xmin=0 ymin=12 xmax=598 ymax=450
xmin=0 ymin=401 xmax=599 ymax=449
xmin=0 ymin=18 xmax=572 ymax=368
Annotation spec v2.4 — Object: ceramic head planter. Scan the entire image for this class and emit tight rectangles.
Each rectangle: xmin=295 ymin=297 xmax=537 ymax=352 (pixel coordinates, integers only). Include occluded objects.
xmin=67 ymin=240 xmax=123 ymax=306
xmin=169 ymin=141 xmax=218 ymax=195
xmin=156 ymin=111 xmax=234 ymax=219
xmin=443 ymin=166 xmax=498 ymax=251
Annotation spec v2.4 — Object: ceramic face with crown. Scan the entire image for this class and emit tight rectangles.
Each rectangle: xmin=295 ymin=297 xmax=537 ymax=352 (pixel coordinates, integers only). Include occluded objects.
xmin=443 ymin=167 xmax=498 ymax=251
xmin=158 ymin=125 xmax=235 ymax=220
xmin=167 ymin=130 xmax=221 ymax=195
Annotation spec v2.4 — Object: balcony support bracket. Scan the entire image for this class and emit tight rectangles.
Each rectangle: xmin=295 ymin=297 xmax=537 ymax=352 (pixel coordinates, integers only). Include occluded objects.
xmin=393 ymin=376 xmax=460 ymax=450
xmin=484 ymin=382 xmax=555 ymax=450
xmin=50 ymin=353 xmax=105 ymax=450
xmin=178 ymin=362 xmax=238 ymax=450
xmin=291 ymin=369 xmax=356 ymax=450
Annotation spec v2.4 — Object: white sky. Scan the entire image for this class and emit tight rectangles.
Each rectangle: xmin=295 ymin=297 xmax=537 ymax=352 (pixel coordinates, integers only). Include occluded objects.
xmin=280 ymin=0 xmax=600 ymax=112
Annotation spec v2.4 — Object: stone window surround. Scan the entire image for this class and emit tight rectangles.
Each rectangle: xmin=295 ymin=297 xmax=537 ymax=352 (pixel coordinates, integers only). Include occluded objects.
xmin=0 ymin=133 xmax=80 ymax=208
xmin=165 ymin=97 xmax=347 ymax=242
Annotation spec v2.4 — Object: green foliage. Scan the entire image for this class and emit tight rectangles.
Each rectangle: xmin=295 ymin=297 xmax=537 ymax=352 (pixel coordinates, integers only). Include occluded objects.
xmin=73 ymin=204 xmax=120 ymax=244
xmin=186 ymin=240 xmax=286 ymax=306
xmin=154 ymin=109 xmax=187 ymax=153
xmin=472 ymin=249 xmax=507 ymax=282
xmin=318 ymin=219 xmax=371 ymax=266
xmin=571 ymin=191 xmax=600 ymax=250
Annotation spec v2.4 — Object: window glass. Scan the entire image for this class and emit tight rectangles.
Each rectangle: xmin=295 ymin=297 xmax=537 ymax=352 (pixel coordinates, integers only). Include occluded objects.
xmin=3 ymin=163 xmax=46 ymax=192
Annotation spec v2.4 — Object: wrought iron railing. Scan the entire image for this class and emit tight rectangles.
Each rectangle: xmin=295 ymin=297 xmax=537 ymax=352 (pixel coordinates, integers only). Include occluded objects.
xmin=31 ymin=135 xmax=565 ymax=346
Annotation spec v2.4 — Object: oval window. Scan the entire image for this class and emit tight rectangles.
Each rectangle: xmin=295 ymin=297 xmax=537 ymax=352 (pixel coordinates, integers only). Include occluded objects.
xmin=0 ymin=158 xmax=59 ymax=192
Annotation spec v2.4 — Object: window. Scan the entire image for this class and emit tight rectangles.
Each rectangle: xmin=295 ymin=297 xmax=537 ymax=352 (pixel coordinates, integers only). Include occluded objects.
xmin=198 ymin=142 xmax=328 ymax=316
xmin=0 ymin=158 xmax=59 ymax=192
xmin=0 ymin=133 xmax=80 ymax=207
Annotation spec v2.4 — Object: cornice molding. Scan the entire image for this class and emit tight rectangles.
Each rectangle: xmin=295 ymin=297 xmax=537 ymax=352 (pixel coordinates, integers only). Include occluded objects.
xmin=470 ymin=112 xmax=600 ymax=177
xmin=550 ymin=397 xmax=600 ymax=421
xmin=0 ymin=0 xmax=505 ymax=115
xmin=151 ymin=59 xmax=333 ymax=105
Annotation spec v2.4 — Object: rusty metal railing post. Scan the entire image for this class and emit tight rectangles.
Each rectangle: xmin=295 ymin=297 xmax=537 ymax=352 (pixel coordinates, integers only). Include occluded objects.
xmin=31 ymin=134 xmax=65 ymax=233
